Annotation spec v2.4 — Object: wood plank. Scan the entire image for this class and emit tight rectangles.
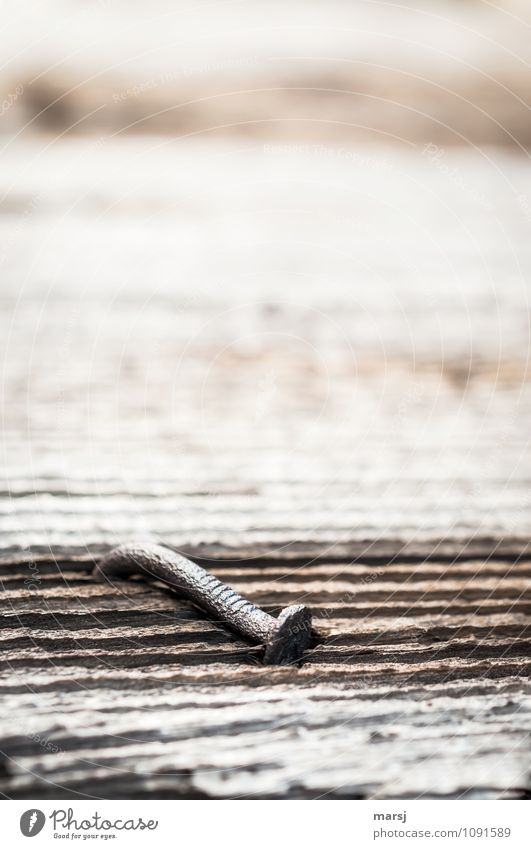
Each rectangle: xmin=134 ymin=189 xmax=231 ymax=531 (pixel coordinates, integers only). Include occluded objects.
xmin=1 ymin=139 xmax=530 ymax=799
xmin=1 ymin=142 xmax=531 ymax=564
xmin=0 ymin=558 xmax=529 ymax=798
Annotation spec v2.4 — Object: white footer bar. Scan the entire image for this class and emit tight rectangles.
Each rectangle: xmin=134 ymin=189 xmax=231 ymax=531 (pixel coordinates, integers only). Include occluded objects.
xmin=3 ymin=799 xmax=528 ymax=849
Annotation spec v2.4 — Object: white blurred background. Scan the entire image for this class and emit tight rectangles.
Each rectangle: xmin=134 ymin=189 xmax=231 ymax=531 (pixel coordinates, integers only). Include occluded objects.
xmin=0 ymin=0 xmax=530 ymax=558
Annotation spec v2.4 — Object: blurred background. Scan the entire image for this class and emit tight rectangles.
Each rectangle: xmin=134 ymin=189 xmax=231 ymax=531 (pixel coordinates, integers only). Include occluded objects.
xmin=2 ymin=0 xmax=531 ymax=146
xmin=0 ymin=0 xmax=530 ymax=802
xmin=0 ymin=0 xmax=530 ymax=560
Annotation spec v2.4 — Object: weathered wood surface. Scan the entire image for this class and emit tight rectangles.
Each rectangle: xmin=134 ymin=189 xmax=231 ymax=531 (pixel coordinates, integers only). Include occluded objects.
xmin=2 ymin=141 xmax=531 ymax=561
xmin=0 ymin=139 xmax=530 ymax=798
xmin=0 ymin=556 xmax=529 ymax=799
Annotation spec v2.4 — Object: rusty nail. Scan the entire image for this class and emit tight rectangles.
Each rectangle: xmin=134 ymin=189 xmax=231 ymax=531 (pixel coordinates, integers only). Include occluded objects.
xmin=92 ymin=542 xmax=314 ymax=665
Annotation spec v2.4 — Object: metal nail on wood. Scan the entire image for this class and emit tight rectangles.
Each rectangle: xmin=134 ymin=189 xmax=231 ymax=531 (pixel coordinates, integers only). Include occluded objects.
xmin=92 ymin=542 xmax=314 ymax=665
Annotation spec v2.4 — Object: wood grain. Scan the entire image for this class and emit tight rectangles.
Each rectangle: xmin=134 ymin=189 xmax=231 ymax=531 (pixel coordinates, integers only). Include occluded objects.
xmin=0 ymin=140 xmax=529 ymax=798
xmin=0 ymin=556 xmax=529 ymax=799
